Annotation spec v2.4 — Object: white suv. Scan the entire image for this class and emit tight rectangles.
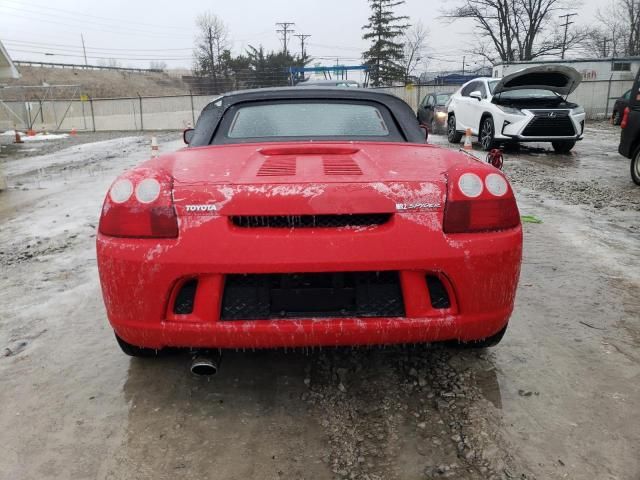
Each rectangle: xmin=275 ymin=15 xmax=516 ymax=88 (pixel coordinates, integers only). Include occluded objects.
xmin=447 ymin=65 xmax=586 ymax=153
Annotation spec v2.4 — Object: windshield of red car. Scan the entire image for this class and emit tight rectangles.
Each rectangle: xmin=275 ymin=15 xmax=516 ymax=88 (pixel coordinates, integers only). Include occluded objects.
xmin=227 ymin=103 xmax=390 ymax=138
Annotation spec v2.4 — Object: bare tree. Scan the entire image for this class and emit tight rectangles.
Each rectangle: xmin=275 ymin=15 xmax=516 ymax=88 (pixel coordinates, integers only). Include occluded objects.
xmin=585 ymin=0 xmax=640 ymax=57
xmin=442 ymin=0 xmax=583 ymax=62
xmin=193 ymin=12 xmax=230 ymax=92
xmin=149 ymin=61 xmax=168 ymax=71
xmin=400 ymin=21 xmax=429 ymax=82
xmin=98 ymin=58 xmax=122 ymax=68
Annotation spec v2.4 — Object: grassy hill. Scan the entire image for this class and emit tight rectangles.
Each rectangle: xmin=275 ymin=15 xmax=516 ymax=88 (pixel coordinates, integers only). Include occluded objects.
xmin=3 ymin=65 xmax=188 ymax=99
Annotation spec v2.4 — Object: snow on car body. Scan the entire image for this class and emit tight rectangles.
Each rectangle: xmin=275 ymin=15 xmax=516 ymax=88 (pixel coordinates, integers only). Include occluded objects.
xmin=96 ymin=88 xmax=522 ymax=354
xmin=447 ymin=65 xmax=586 ymax=153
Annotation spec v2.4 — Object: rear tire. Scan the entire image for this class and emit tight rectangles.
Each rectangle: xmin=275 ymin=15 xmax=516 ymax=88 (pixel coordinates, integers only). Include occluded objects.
xmin=446 ymin=325 xmax=508 ymax=349
xmin=612 ymin=110 xmax=622 ymax=126
xmin=115 ymin=333 xmax=162 ymax=357
xmin=480 ymin=117 xmax=495 ymax=151
xmin=447 ymin=115 xmax=463 ymax=143
xmin=551 ymin=140 xmax=576 ymax=153
xmin=631 ymin=148 xmax=640 ymax=185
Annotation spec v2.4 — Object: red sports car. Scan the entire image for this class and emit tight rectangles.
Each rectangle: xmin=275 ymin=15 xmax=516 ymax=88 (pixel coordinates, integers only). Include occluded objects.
xmin=97 ymin=88 xmax=522 ymax=361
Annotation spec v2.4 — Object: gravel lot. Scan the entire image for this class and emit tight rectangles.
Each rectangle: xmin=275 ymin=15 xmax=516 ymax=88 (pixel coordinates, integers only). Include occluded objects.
xmin=0 ymin=126 xmax=638 ymax=480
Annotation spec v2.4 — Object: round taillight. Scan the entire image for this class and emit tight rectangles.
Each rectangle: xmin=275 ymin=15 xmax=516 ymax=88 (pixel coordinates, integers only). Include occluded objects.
xmin=458 ymin=173 xmax=483 ymax=198
xmin=485 ymin=173 xmax=508 ymax=196
xmin=135 ymin=178 xmax=161 ymax=203
xmin=110 ymin=179 xmax=133 ymax=203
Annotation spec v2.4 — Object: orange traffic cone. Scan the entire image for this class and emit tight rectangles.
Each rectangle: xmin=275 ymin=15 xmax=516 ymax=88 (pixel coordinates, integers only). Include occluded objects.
xmin=70 ymin=126 xmax=78 ymax=136
xmin=151 ymin=136 xmax=159 ymax=158
xmin=26 ymin=127 xmax=36 ymax=137
xmin=463 ymin=128 xmax=473 ymax=150
xmin=14 ymin=127 xmax=23 ymax=144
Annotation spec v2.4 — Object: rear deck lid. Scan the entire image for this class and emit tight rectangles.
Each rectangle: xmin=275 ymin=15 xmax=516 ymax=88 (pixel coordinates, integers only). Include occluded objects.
xmin=167 ymin=143 xmax=452 ymax=216
xmin=493 ymin=65 xmax=582 ymax=96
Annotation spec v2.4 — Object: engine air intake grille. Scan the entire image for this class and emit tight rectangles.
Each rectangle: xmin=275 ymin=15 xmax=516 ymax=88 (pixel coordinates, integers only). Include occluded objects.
xmin=230 ymin=213 xmax=391 ymax=229
xmin=323 ymin=157 xmax=363 ymax=175
xmin=522 ymin=110 xmax=575 ymax=137
xmin=257 ymin=157 xmax=296 ymax=176
xmin=221 ymin=271 xmax=405 ymax=320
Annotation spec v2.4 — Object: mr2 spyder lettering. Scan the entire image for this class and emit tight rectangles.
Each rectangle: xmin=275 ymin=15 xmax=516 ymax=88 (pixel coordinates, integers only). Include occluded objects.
xmin=395 ymin=202 xmax=441 ymax=211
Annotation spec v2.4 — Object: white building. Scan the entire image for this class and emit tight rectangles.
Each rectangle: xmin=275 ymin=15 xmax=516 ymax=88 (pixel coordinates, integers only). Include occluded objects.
xmin=1 ymin=39 xmax=20 ymax=191
xmin=493 ymin=57 xmax=640 ymax=81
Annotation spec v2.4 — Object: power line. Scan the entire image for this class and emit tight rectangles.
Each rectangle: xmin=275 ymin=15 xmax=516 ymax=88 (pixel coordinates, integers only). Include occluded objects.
xmin=0 ymin=0 xmax=189 ymax=31
xmin=3 ymin=38 xmax=195 ymax=52
xmin=275 ymin=22 xmax=295 ymax=56
xmin=0 ymin=10 xmax=193 ymax=39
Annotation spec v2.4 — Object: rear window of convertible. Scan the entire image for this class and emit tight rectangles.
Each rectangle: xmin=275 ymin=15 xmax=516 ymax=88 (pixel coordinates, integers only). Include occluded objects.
xmin=214 ymin=100 xmax=403 ymax=143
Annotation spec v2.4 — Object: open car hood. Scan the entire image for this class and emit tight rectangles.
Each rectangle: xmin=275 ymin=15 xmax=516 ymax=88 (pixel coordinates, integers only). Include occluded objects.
xmin=492 ymin=65 xmax=582 ymax=96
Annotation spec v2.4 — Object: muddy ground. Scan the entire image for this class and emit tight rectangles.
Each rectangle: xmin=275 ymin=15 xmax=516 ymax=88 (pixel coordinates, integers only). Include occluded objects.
xmin=0 ymin=125 xmax=638 ymax=480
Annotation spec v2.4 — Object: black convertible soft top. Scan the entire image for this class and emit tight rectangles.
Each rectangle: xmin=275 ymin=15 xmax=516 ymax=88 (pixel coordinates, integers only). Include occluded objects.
xmin=189 ymin=87 xmax=425 ymax=146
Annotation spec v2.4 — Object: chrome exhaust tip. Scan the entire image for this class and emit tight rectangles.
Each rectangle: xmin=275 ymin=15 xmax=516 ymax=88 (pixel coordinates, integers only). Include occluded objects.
xmin=190 ymin=352 xmax=221 ymax=376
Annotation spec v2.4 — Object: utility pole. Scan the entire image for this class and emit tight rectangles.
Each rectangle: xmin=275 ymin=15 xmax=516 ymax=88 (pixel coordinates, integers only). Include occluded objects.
xmin=294 ymin=33 xmax=311 ymax=59
xmin=601 ymin=37 xmax=614 ymax=57
xmin=276 ymin=22 xmax=295 ymax=56
xmin=294 ymin=34 xmax=311 ymax=82
xmin=559 ymin=13 xmax=577 ymax=59
xmin=462 ymin=55 xmax=465 ymax=76
xmin=81 ymin=33 xmax=88 ymax=67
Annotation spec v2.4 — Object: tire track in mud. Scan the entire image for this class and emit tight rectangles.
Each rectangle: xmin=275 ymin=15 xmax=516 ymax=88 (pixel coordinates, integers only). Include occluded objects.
xmin=304 ymin=347 xmax=531 ymax=480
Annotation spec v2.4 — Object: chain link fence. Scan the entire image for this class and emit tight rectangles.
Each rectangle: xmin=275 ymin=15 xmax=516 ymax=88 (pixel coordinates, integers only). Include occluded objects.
xmin=0 ymin=76 xmax=633 ymax=132
xmin=0 ymin=93 xmax=214 ymax=132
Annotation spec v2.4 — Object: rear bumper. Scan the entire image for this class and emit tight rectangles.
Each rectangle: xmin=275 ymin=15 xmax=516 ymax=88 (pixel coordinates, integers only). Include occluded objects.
xmin=112 ymin=310 xmax=513 ymax=349
xmin=97 ymin=212 xmax=522 ymax=349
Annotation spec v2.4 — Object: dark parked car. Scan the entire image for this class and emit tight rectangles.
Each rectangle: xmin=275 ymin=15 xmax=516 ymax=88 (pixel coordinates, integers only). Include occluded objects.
xmin=618 ymin=73 xmax=640 ymax=185
xmin=417 ymin=92 xmax=452 ymax=134
xmin=612 ymin=89 xmax=632 ymax=125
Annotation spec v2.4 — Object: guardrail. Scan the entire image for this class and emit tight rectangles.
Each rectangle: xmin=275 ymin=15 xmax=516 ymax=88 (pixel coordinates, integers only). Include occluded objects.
xmin=14 ymin=60 xmax=163 ymax=74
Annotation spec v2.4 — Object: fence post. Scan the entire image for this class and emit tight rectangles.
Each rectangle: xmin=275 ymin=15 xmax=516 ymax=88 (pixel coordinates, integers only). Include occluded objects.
xmin=190 ymin=90 xmax=195 ymax=126
xmin=605 ymin=74 xmax=613 ymax=120
xmin=89 ymin=96 xmax=96 ymax=132
xmin=138 ymin=93 xmax=144 ymax=131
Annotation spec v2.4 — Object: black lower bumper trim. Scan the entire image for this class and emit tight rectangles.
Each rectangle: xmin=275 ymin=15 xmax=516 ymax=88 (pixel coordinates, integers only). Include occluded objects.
xmin=221 ymin=271 xmax=405 ymax=320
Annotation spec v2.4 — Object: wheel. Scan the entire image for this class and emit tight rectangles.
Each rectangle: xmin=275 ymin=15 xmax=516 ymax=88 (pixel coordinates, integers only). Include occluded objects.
xmin=480 ymin=117 xmax=495 ymax=151
xmin=551 ymin=140 xmax=576 ymax=153
xmin=631 ymin=148 xmax=640 ymax=185
xmin=445 ymin=325 xmax=508 ymax=349
xmin=447 ymin=115 xmax=463 ymax=143
xmin=612 ymin=110 xmax=622 ymax=126
xmin=115 ymin=333 xmax=162 ymax=357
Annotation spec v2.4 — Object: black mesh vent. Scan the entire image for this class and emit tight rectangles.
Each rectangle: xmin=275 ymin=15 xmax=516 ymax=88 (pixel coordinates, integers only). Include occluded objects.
xmin=230 ymin=214 xmax=392 ymax=229
xmin=221 ymin=271 xmax=405 ymax=320
xmin=174 ymin=279 xmax=198 ymax=314
xmin=522 ymin=110 xmax=575 ymax=137
xmin=426 ymin=275 xmax=450 ymax=309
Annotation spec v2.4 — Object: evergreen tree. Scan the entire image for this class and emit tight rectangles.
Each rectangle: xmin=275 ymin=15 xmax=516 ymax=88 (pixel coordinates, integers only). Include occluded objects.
xmin=362 ymin=0 xmax=409 ymax=86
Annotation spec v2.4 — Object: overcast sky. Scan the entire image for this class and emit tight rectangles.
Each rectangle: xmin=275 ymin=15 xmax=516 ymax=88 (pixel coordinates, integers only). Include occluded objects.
xmin=1 ymin=0 xmax=602 ymax=73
